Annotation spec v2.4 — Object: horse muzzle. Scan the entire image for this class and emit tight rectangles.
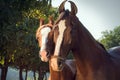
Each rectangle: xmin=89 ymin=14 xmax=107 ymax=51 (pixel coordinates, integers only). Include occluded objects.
xmin=39 ymin=50 xmax=50 ymax=62
xmin=50 ymin=56 xmax=65 ymax=71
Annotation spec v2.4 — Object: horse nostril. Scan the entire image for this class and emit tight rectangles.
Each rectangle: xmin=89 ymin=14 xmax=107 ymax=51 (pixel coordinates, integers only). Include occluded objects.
xmin=46 ymin=51 xmax=50 ymax=57
xmin=58 ymin=61 xmax=62 ymax=67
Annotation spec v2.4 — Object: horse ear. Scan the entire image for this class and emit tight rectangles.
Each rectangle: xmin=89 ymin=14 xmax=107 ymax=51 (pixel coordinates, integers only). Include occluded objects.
xmin=49 ymin=16 xmax=54 ymax=25
xmin=36 ymin=18 xmax=44 ymax=39
xmin=58 ymin=0 xmax=67 ymax=13
xmin=68 ymin=1 xmax=78 ymax=15
xmin=39 ymin=18 xmax=44 ymax=26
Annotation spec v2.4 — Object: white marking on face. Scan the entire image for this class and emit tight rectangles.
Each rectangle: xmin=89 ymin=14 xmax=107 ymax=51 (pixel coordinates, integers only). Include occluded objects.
xmin=54 ymin=20 xmax=66 ymax=56
xmin=40 ymin=27 xmax=51 ymax=52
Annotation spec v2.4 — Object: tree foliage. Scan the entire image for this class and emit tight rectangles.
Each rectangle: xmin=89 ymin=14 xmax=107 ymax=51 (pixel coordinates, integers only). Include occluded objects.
xmin=0 ymin=0 xmax=58 ymax=80
xmin=99 ymin=26 xmax=120 ymax=49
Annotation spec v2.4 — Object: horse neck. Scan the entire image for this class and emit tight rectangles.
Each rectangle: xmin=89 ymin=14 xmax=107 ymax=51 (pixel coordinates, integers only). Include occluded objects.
xmin=49 ymin=59 xmax=61 ymax=80
xmin=49 ymin=60 xmax=63 ymax=80
xmin=72 ymin=22 xmax=110 ymax=69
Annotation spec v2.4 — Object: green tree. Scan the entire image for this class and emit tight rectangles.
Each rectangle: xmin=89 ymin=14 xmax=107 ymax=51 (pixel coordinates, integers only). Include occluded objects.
xmin=100 ymin=26 xmax=120 ymax=49
xmin=0 ymin=0 xmax=57 ymax=80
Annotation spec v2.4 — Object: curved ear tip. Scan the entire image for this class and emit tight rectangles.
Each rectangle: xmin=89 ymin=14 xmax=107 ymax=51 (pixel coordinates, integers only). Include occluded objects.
xmin=58 ymin=0 xmax=67 ymax=13
xmin=40 ymin=18 xmax=44 ymax=21
xmin=49 ymin=16 xmax=53 ymax=20
xmin=68 ymin=0 xmax=78 ymax=15
xmin=68 ymin=0 xmax=71 ymax=3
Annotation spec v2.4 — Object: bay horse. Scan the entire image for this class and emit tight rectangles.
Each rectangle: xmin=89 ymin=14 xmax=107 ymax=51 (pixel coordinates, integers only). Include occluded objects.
xmin=36 ymin=17 xmax=76 ymax=80
xmin=41 ymin=1 xmax=120 ymax=80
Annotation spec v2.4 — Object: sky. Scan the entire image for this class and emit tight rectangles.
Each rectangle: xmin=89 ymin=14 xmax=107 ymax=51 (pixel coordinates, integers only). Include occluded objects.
xmin=52 ymin=0 xmax=120 ymax=39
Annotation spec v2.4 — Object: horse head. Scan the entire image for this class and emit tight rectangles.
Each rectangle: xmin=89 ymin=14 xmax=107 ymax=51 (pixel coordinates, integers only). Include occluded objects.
xmin=46 ymin=0 xmax=78 ymax=71
xmin=36 ymin=16 xmax=54 ymax=62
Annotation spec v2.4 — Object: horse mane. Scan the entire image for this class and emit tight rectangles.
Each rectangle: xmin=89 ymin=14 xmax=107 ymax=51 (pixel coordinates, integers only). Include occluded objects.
xmin=97 ymin=42 xmax=106 ymax=50
xmin=54 ymin=10 xmax=70 ymax=25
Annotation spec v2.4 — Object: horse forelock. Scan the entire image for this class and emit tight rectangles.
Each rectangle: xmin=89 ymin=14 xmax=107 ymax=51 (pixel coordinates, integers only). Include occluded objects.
xmin=55 ymin=10 xmax=70 ymax=25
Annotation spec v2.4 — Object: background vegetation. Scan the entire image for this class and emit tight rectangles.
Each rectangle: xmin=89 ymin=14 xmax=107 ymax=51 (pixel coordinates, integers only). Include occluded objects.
xmin=99 ymin=26 xmax=120 ymax=49
xmin=0 ymin=0 xmax=58 ymax=80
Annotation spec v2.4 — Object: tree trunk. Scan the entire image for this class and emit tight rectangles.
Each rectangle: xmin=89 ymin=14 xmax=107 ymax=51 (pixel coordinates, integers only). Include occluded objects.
xmin=38 ymin=69 xmax=40 ymax=80
xmin=1 ymin=65 xmax=8 ymax=80
xmin=1 ymin=57 xmax=9 ymax=80
xmin=25 ymin=69 xmax=28 ymax=80
xmin=19 ymin=67 xmax=23 ymax=80
xmin=33 ymin=71 xmax=36 ymax=80
xmin=38 ymin=68 xmax=43 ymax=80
xmin=38 ymin=68 xmax=44 ymax=80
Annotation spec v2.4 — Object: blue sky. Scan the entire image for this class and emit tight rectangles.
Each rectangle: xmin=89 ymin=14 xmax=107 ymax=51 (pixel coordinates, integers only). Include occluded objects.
xmin=52 ymin=0 xmax=120 ymax=39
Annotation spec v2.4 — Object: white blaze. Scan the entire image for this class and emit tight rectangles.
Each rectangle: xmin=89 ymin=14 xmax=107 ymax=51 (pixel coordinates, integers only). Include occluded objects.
xmin=54 ymin=20 xmax=66 ymax=56
xmin=40 ymin=27 xmax=51 ymax=52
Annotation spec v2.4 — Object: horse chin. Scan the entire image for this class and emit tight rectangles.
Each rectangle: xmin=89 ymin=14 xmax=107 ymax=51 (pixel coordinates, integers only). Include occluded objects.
xmin=41 ymin=57 xmax=49 ymax=62
xmin=39 ymin=50 xmax=49 ymax=62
